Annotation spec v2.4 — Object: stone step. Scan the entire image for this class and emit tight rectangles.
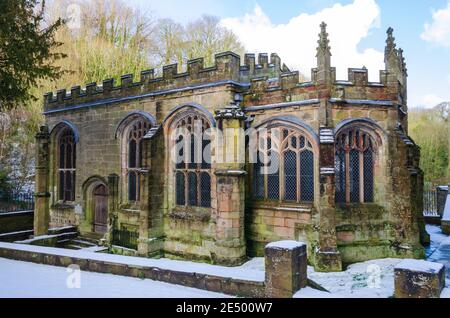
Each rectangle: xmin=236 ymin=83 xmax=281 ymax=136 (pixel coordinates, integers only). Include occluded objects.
xmin=48 ymin=226 xmax=78 ymax=235
xmin=78 ymin=235 xmax=102 ymax=245
xmin=66 ymin=244 xmax=84 ymax=250
xmin=70 ymin=239 xmax=97 ymax=248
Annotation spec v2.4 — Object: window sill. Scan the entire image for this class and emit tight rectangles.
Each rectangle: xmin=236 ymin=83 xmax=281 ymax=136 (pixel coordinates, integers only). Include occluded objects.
xmin=250 ymin=200 xmax=313 ymax=213
xmin=51 ymin=202 xmax=76 ymax=210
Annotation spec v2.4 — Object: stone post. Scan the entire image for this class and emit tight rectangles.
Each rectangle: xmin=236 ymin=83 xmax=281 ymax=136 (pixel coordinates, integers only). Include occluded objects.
xmin=106 ymin=174 xmax=119 ymax=244
xmin=265 ymin=241 xmax=308 ymax=298
xmin=34 ymin=126 xmax=51 ymax=236
xmin=213 ymin=104 xmax=247 ymax=265
xmin=441 ymin=184 xmax=450 ymax=235
xmin=437 ymin=185 xmax=449 ymax=218
xmin=394 ymin=259 xmax=445 ymax=298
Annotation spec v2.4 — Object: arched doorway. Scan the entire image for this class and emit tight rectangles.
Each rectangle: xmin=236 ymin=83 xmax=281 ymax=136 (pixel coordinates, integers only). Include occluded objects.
xmin=93 ymin=184 xmax=108 ymax=234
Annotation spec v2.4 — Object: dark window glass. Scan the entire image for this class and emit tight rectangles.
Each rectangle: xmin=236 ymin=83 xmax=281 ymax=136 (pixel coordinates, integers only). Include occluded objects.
xmin=58 ymin=128 xmax=76 ymax=202
xmin=349 ymin=149 xmax=360 ymax=203
xmin=176 ymin=172 xmax=185 ymax=206
xmin=59 ymin=144 xmax=65 ymax=168
xmin=128 ymin=139 xmax=136 ymax=168
xmin=65 ymin=171 xmax=72 ymax=202
xmin=300 ymin=150 xmax=314 ymax=202
xmin=188 ymin=172 xmax=198 ymax=206
xmin=128 ymin=172 xmax=137 ymax=202
xmin=284 ymin=151 xmax=297 ymax=201
xmin=176 ymin=135 xmax=185 ymax=170
xmin=267 ymin=152 xmax=280 ymax=200
xmin=364 ymin=150 xmax=374 ymax=202
xmin=189 ymin=134 xmax=196 ymax=169
xmin=253 ymin=152 xmax=265 ymax=199
xmin=200 ymin=172 xmax=211 ymax=207
xmin=59 ymin=171 xmax=64 ymax=201
xmin=335 ymin=150 xmax=346 ymax=203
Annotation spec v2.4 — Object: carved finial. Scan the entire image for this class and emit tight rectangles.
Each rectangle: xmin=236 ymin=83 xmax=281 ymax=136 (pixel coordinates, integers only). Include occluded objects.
xmin=317 ymin=22 xmax=331 ymax=57
xmin=385 ymin=27 xmax=396 ymax=57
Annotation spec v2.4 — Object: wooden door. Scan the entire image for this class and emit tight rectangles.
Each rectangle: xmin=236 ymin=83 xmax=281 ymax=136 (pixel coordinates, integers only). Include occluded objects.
xmin=93 ymin=184 xmax=108 ymax=234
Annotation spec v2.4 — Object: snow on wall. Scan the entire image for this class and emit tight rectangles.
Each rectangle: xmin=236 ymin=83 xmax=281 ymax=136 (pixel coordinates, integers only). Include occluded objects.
xmin=395 ymin=259 xmax=444 ymax=274
xmin=265 ymin=240 xmax=306 ymax=250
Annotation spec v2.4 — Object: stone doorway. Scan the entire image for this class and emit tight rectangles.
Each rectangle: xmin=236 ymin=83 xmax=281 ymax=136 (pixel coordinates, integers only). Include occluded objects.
xmin=93 ymin=184 xmax=108 ymax=234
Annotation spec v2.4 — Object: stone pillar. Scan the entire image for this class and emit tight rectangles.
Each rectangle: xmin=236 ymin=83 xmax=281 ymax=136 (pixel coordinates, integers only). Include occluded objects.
xmin=315 ymin=138 xmax=342 ymax=272
xmin=395 ymin=259 xmax=445 ymax=298
xmin=314 ymin=23 xmax=342 ymax=272
xmin=106 ymin=174 xmax=119 ymax=244
xmin=213 ymin=104 xmax=247 ymax=265
xmin=265 ymin=241 xmax=307 ymax=298
xmin=137 ymin=137 xmax=153 ymax=257
xmin=34 ymin=126 xmax=51 ymax=236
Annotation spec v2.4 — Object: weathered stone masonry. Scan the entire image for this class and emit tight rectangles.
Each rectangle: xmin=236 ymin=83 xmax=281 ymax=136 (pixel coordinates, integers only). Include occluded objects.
xmin=34 ymin=24 xmax=428 ymax=271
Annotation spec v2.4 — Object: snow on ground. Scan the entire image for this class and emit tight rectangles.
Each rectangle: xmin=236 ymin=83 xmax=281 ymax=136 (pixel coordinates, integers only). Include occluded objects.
xmin=2 ymin=225 xmax=450 ymax=298
xmin=0 ymin=242 xmax=264 ymax=282
xmin=296 ymin=225 xmax=450 ymax=298
xmin=0 ymin=257 xmax=230 ymax=298
xmin=296 ymin=258 xmax=402 ymax=298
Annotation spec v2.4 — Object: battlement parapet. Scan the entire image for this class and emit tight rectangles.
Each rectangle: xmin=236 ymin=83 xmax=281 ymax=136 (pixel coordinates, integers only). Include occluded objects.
xmin=44 ymin=51 xmax=292 ymax=111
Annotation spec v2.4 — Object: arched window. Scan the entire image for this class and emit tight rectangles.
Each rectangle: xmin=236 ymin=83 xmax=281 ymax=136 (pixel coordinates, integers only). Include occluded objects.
xmin=335 ymin=127 xmax=376 ymax=204
xmin=173 ymin=113 xmax=211 ymax=208
xmin=253 ymin=127 xmax=315 ymax=203
xmin=58 ymin=128 xmax=76 ymax=202
xmin=126 ymin=119 xmax=150 ymax=202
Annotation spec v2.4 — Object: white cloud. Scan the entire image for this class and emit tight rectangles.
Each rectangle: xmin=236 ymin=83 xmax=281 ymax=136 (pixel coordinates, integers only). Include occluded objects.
xmin=420 ymin=94 xmax=446 ymax=109
xmin=421 ymin=2 xmax=450 ymax=47
xmin=220 ymin=0 xmax=384 ymax=81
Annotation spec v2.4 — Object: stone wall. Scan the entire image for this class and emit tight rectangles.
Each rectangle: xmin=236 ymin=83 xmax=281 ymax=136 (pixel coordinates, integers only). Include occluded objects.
xmin=0 ymin=211 xmax=34 ymax=235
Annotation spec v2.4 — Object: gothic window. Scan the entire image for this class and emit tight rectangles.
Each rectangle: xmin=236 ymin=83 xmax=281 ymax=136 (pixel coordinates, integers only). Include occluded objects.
xmin=58 ymin=128 xmax=76 ymax=202
xmin=174 ymin=113 xmax=211 ymax=208
xmin=252 ymin=127 xmax=315 ymax=203
xmin=335 ymin=127 xmax=376 ymax=204
xmin=126 ymin=119 xmax=150 ymax=202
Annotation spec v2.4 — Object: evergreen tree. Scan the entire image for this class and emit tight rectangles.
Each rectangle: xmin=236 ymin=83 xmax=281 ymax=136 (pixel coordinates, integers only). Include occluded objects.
xmin=0 ymin=0 xmax=65 ymax=110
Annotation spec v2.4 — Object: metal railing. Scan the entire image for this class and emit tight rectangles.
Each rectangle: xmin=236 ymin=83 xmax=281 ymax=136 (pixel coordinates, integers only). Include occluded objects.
xmin=0 ymin=192 xmax=35 ymax=213
xmin=423 ymin=190 xmax=438 ymax=217
xmin=112 ymin=229 xmax=138 ymax=250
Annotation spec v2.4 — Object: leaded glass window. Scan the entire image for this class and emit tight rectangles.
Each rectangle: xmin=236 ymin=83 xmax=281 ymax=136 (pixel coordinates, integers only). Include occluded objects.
xmin=252 ymin=126 xmax=315 ymax=203
xmin=335 ymin=127 xmax=376 ymax=204
xmin=174 ymin=113 xmax=212 ymax=208
xmin=126 ymin=119 xmax=150 ymax=202
xmin=58 ymin=128 xmax=76 ymax=202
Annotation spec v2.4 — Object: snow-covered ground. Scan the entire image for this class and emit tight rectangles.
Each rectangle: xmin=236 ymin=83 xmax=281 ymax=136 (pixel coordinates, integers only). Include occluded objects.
xmin=1 ymin=225 xmax=450 ymax=298
xmin=295 ymin=225 xmax=450 ymax=298
xmin=0 ymin=242 xmax=264 ymax=282
xmin=0 ymin=257 xmax=230 ymax=298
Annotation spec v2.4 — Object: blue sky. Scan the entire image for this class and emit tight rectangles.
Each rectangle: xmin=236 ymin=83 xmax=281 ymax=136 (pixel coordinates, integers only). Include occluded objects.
xmin=127 ymin=0 xmax=450 ymax=108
